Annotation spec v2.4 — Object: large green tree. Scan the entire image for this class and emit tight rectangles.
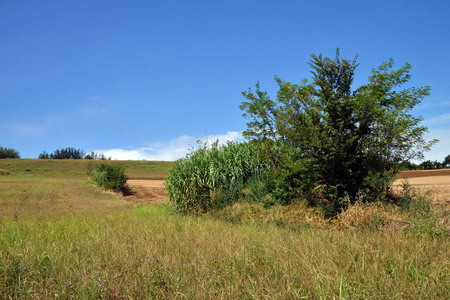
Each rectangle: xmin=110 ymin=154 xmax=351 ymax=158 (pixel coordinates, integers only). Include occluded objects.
xmin=240 ymin=50 xmax=437 ymax=210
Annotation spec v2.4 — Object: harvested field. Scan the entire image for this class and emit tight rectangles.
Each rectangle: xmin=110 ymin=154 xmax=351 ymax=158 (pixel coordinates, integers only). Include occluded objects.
xmin=394 ymin=169 xmax=450 ymax=216
xmin=396 ymin=169 xmax=450 ymax=179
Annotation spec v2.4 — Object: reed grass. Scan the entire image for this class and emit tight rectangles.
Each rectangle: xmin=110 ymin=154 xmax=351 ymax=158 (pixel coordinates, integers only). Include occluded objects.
xmin=165 ymin=142 xmax=270 ymax=213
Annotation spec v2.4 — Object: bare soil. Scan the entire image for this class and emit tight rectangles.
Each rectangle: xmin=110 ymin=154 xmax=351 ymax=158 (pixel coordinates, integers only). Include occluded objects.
xmin=123 ymin=179 xmax=168 ymax=204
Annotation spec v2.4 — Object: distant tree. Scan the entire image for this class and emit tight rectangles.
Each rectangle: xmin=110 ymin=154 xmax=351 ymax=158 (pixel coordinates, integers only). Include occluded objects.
xmin=38 ymin=151 xmax=50 ymax=159
xmin=420 ymin=160 xmax=434 ymax=170
xmin=0 ymin=147 xmax=20 ymax=159
xmin=443 ymin=155 xmax=450 ymax=168
xmin=240 ymin=49 xmax=437 ymax=210
xmin=84 ymin=152 xmax=111 ymax=160
xmin=39 ymin=148 xmax=85 ymax=159
xmin=433 ymin=160 xmax=442 ymax=169
xmin=402 ymin=161 xmax=419 ymax=170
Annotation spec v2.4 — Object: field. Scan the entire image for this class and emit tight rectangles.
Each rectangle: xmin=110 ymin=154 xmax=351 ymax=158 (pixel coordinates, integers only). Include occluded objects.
xmin=0 ymin=159 xmax=449 ymax=299
xmin=394 ymin=169 xmax=450 ymax=226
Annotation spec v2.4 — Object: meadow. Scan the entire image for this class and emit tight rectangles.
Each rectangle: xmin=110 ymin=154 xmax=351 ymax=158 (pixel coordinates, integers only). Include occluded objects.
xmin=0 ymin=159 xmax=449 ymax=299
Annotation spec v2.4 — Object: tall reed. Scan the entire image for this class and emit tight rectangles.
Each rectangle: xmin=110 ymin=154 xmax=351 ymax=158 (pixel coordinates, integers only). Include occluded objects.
xmin=165 ymin=142 xmax=270 ymax=213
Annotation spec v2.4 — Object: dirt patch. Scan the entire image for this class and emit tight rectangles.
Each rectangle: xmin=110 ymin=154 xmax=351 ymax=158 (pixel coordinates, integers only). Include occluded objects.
xmin=123 ymin=179 xmax=168 ymax=204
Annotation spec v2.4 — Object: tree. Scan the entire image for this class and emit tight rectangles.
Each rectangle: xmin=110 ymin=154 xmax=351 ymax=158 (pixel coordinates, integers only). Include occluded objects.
xmin=443 ymin=155 xmax=450 ymax=168
xmin=0 ymin=147 xmax=20 ymax=159
xmin=84 ymin=152 xmax=111 ymax=160
xmin=420 ymin=160 xmax=434 ymax=170
xmin=240 ymin=49 xmax=437 ymax=210
xmin=39 ymin=148 xmax=85 ymax=159
xmin=38 ymin=151 xmax=50 ymax=159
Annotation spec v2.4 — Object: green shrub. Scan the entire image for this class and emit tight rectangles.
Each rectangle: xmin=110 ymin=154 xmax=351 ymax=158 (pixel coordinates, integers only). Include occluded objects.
xmin=89 ymin=162 xmax=128 ymax=192
xmin=0 ymin=169 xmax=11 ymax=175
xmin=165 ymin=142 xmax=270 ymax=213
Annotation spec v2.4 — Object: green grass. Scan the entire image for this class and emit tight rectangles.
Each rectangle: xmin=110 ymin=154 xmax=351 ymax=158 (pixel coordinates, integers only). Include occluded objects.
xmin=0 ymin=159 xmax=173 ymax=179
xmin=0 ymin=159 xmax=448 ymax=299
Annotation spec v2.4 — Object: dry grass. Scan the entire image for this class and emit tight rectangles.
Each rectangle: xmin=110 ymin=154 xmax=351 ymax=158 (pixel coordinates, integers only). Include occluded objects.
xmin=0 ymin=159 xmax=173 ymax=220
xmin=393 ymin=171 xmax=450 ymax=231
xmin=1 ymin=205 xmax=448 ymax=299
xmin=0 ymin=161 xmax=449 ymax=299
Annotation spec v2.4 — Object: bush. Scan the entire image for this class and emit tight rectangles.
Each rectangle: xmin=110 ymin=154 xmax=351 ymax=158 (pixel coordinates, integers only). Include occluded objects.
xmin=89 ymin=163 xmax=128 ymax=192
xmin=165 ymin=142 xmax=270 ymax=213
xmin=0 ymin=147 xmax=20 ymax=159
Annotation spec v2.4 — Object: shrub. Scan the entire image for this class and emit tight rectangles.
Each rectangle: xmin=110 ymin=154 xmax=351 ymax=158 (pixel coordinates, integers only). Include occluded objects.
xmin=0 ymin=169 xmax=11 ymax=175
xmin=165 ymin=141 xmax=270 ymax=213
xmin=89 ymin=163 xmax=128 ymax=192
xmin=0 ymin=147 xmax=20 ymax=159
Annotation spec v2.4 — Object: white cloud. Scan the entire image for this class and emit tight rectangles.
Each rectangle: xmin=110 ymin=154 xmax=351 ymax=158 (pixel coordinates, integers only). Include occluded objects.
xmin=94 ymin=131 xmax=244 ymax=161
xmin=423 ymin=113 xmax=450 ymax=126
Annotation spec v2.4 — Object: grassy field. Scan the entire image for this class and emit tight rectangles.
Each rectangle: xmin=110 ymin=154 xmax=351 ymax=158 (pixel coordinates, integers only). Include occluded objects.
xmin=0 ymin=159 xmax=449 ymax=299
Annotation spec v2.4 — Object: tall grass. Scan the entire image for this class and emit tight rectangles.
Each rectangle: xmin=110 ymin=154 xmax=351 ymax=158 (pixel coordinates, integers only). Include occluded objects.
xmin=0 ymin=159 xmax=448 ymax=299
xmin=165 ymin=142 xmax=270 ymax=213
xmin=1 ymin=205 xmax=448 ymax=299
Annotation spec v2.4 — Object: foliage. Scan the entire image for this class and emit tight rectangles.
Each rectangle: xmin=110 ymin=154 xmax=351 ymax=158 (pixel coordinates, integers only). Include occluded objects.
xmin=240 ymin=49 xmax=437 ymax=211
xmin=443 ymin=155 xmax=450 ymax=168
xmin=84 ymin=152 xmax=111 ymax=160
xmin=0 ymin=147 xmax=20 ymax=159
xmin=401 ymin=161 xmax=420 ymax=170
xmin=39 ymin=147 xmax=85 ymax=159
xmin=420 ymin=160 xmax=443 ymax=170
xmin=165 ymin=141 xmax=270 ymax=213
xmin=38 ymin=151 xmax=50 ymax=159
xmin=89 ymin=162 xmax=128 ymax=192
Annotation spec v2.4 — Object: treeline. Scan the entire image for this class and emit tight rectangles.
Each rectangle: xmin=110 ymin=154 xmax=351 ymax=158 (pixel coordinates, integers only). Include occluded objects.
xmin=0 ymin=146 xmax=109 ymax=160
xmin=403 ymin=155 xmax=450 ymax=170
xmin=38 ymin=148 xmax=111 ymax=160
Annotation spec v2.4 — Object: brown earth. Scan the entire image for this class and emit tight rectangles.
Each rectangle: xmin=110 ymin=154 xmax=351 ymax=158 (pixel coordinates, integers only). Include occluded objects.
xmin=123 ymin=179 xmax=168 ymax=204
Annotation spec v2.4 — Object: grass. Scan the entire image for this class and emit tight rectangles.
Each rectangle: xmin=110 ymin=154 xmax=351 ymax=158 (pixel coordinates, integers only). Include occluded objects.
xmin=0 ymin=159 xmax=173 ymax=179
xmin=0 ymin=159 xmax=449 ymax=299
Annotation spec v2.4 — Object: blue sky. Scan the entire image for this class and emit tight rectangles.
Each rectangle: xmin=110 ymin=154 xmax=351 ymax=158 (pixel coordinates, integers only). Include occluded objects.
xmin=1 ymin=0 xmax=449 ymax=161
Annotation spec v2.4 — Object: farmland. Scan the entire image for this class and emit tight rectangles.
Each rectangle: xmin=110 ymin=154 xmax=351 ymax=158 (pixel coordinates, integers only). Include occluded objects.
xmin=0 ymin=159 xmax=449 ymax=299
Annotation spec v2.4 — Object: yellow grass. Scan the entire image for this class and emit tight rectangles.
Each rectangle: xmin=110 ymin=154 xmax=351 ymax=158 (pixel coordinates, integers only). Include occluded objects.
xmin=0 ymin=160 xmax=449 ymax=298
